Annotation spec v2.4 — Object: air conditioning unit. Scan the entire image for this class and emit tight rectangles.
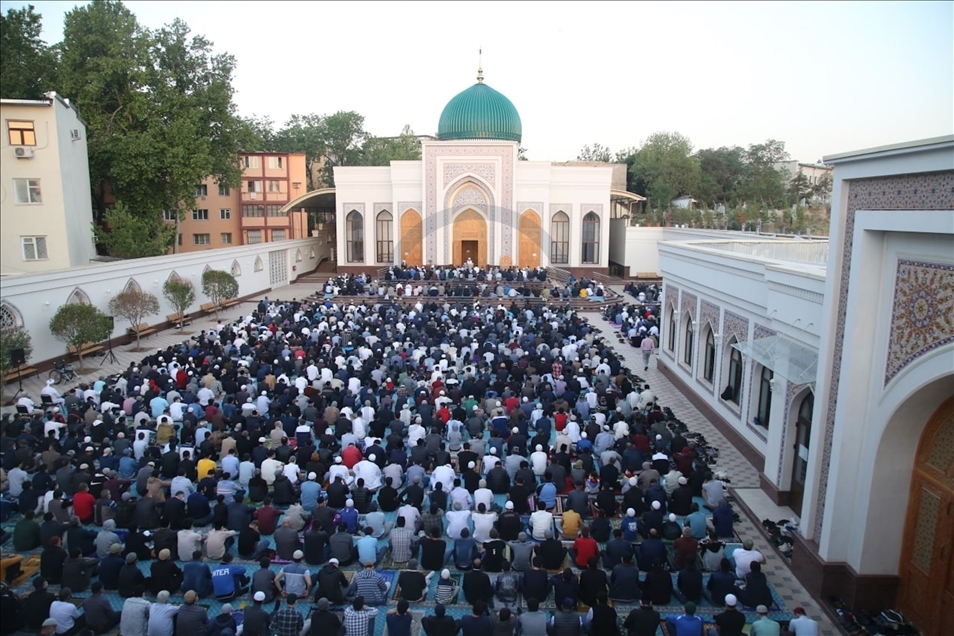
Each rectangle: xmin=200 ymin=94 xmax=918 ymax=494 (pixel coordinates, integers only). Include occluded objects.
xmin=70 ymin=129 xmax=81 ymax=141
xmin=200 ymin=196 xmax=206 ymax=200
xmin=14 ymin=147 xmax=35 ymax=159
xmin=249 ymin=192 xmax=258 ymax=200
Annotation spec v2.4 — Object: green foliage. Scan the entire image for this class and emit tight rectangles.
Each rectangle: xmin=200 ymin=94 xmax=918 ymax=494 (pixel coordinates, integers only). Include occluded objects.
xmin=94 ymin=202 xmax=176 ymax=258
xmin=0 ymin=326 xmax=33 ymax=390
xmin=517 ymin=145 xmax=529 ymax=161
xmin=108 ymin=288 xmax=160 ymax=347
xmin=362 ymin=125 xmax=422 ymax=166
xmin=632 ymin=132 xmax=701 ymax=214
xmin=577 ymin=143 xmax=612 ymax=162
xmin=0 ymin=5 xmax=58 ymax=99
xmin=201 ymin=269 xmax=238 ymax=319
xmin=695 ymin=146 xmax=746 ymax=209
xmin=162 ymin=277 xmax=195 ymax=329
xmin=320 ymin=111 xmax=369 ymax=187
xmin=57 ymin=1 xmax=246 ymax=225
xmin=737 ymin=140 xmax=790 ymax=211
xmin=49 ymin=303 xmax=112 ymax=368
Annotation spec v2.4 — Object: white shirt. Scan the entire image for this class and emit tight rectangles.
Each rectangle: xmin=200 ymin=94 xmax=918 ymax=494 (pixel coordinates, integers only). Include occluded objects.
xmin=471 ymin=511 xmax=497 ymax=543
xmin=474 ymin=487 xmax=494 ymax=512
xmin=529 ymin=510 xmax=554 ymax=540
xmin=732 ymin=547 xmax=765 ymax=578
xmin=261 ymin=458 xmax=284 ymax=485
xmin=449 ymin=486 xmax=472 ymax=510
xmin=530 ymin=451 xmax=549 ymax=476
xmin=328 ymin=463 xmax=353 ymax=487
xmin=445 ymin=509 xmax=471 ymax=539
xmin=431 ymin=465 xmax=455 ymax=492
xmin=50 ymin=599 xmax=80 ymax=634
xmin=282 ymin=462 xmax=301 ymax=484
xmin=353 ymin=460 xmax=383 ymax=490
xmin=788 ymin=616 xmax=820 ymax=636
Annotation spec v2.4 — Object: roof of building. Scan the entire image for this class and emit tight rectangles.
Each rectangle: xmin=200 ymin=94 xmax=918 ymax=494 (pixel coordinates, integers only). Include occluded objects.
xmin=437 ymin=76 xmax=522 ymax=143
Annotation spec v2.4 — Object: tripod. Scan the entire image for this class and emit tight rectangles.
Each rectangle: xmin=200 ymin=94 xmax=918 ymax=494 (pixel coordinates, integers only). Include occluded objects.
xmin=4 ymin=362 xmax=25 ymax=406
xmin=101 ymin=334 xmax=119 ymax=365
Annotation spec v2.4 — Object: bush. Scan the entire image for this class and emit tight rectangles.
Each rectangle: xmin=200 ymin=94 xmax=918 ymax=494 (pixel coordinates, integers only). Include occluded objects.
xmin=0 ymin=326 xmax=33 ymax=391
xmin=163 ymin=278 xmax=196 ymax=330
xmin=201 ymin=269 xmax=238 ymax=319
xmin=49 ymin=303 xmax=112 ymax=368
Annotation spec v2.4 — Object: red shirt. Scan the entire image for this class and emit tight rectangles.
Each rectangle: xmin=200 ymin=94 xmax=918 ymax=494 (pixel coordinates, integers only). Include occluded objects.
xmin=505 ymin=396 xmax=520 ymax=414
xmin=255 ymin=505 xmax=282 ymax=535
xmin=72 ymin=491 xmax=96 ymax=523
xmin=554 ymin=412 xmax=568 ymax=432
xmin=572 ymin=536 xmax=599 ymax=568
xmin=342 ymin=445 xmax=362 ymax=468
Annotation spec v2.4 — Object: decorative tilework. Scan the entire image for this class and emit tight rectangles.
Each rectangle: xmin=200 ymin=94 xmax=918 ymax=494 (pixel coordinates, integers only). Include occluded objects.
xmin=815 ymin=171 xmax=954 ymax=541
xmin=517 ymin=201 xmax=544 ymax=215
xmin=747 ymin=420 xmax=768 ymax=442
xmin=443 ymin=162 xmax=495 ymax=187
xmin=373 ymin=203 xmax=391 ymax=215
xmin=425 ymin=145 xmax=514 ymax=264
xmin=700 ymin=300 xmax=720 ymax=334
xmin=884 ymin=259 xmax=954 ymax=384
xmin=681 ymin=292 xmax=698 ymax=320
xmin=582 ymin=203 xmax=603 ymax=217
xmin=754 ymin=323 xmax=777 ymax=340
xmin=397 ymin=201 xmax=422 ymax=216
xmin=342 ymin=203 xmax=366 ymax=215
xmin=452 ymin=186 xmax=488 ymax=210
xmin=549 ymin=203 xmax=572 ymax=219
xmin=722 ymin=310 xmax=749 ymax=345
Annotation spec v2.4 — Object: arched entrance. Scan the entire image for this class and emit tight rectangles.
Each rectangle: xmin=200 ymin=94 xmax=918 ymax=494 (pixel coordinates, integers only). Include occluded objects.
xmin=790 ymin=392 xmax=813 ymax=516
xmin=518 ymin=209 xmax=542 ymax=268
xmin=897 ymin=395 xmax=954 ymax=635
xmin=452 ymin=208 xmax=487 ymax=267
xmin=399 ymin=209 xmax=423 ymax=266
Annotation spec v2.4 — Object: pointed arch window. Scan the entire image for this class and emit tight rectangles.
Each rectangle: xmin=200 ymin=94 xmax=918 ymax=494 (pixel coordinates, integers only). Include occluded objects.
xmin=550 ymin=211 xmax=569 ymax=265
xmin=254 ymin=256 xmax=264 ymax=272
xmin=67 ymin=288 xmax=91 ymax=305
xmin=683 ymin=317 xmax=694 ymax=365
xmin=376 ymin=210 xmax=393 ymax=263
xmin=347 ymin=210 xmax=364 ymax=263
xmin=231 ymin=260 xmax=242 ymax=277
xmin=581 ymin=212 xmax=600 ymax=264
xmin=123 ymin=279 xmax=142 ymax=295
xmin=756 ymin=365 xmax=773 ymax=427
xmin=0 ymin=303 xmax=23 ymax=329
xmin=726 ymin=344 xmax=743 ymax=404
xmin=703 ymin=328 xmax=716 ymax=382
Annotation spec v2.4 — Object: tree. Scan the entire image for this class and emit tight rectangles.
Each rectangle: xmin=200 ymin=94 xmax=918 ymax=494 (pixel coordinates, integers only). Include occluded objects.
xmin=49 ymin=304 xmax=112 ymax=369
xmin=94 ymin=202 xmax=177 ymax=258
xmin=58 ymin=1 xmax=246 ymax=226
xmin=517 ymin=145 xmax=529 ymax=161
xmin=163 ymin=277 xmax=195 ymax=329
xmin=0 ymin=326 xmax=33 ymax=394
xmin=108 ymin=288 xmax=160 ymax=349
xmin=696 ymin=146 xmax=746 ymax=209
xmin=577 ymin=143 xmax=612 ymax=162
xmin=273 ymin=113 xmax=327 ymax=190
xmin=738 ymin=139 xmax=790 ymax=212
xmin=361 ymin=125 xmax=422 ymax=166
xmin=320 ymin=111 xmax=369 ymax=187
xmin=632 ymin=132 xmax=700 ymax=217
xmin=0 ymin=5 xmax=58 ymax=99
xmin=201 ymin=269 xmax=238 ymax=319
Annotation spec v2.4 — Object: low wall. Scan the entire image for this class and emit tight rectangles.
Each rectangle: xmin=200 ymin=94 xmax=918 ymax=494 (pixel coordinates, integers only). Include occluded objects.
xmin=0 ymin=238 xmax=322 ymax=367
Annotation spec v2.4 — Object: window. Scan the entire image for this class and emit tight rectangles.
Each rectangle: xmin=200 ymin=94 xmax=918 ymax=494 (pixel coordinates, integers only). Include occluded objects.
xmin=242 ymin=205 xmax=264 ymax=218
xmin=13 ymin=178 xmax=42 ymax=203
xmin=246 ymin=180 xmax=261 ymax=193
xmin=163 ymin=209 xmax=177 ymax=221
xmin=703 ymin=329 xmax=716 ymax=382
xmin=192 ymin=209 xmax=209 ymax=221
xmin=21 ymin=236 xmax=48 ymax=260
xmin=268 ymin=180 xmax=282 ymax=193
xmin=195 ymin=184 xmax=208 ymax=197
xmin=220 ymin=208 xmax=231 ymax=220
xmin=266 ymin=205 xmax=282 ymax=216
xmin=8 ymin=121 xmax=36 ymax=146
xmin=376 ymin=210 xmax=393 ymax=263
xmin=726 ymin=346 xmax=743 ymax=404
xmin=243 ymin=156 xmax=260 ymax=169
xmin=667 ymin=306 xmax=676 ymax=351
xmin=683 ymin=318 xmax=694 ymax=365
xmin=247 ymin=230 xmax=263 ymax=244
xmin=581 ymin=212 xmax=600 ymax=264
xmin=347 ymin=210 xmax=364 ymax=262
xmin=550 ymin=211 xmax=569 ymax=264
xmin=267 ymin=156 xmax=283 ymax=169
xmin=218 ymin=184 xmax=230 ymax=196
xmin=221 ymin=232 xmax=233 ymax=244
xmin=272 ymin=229 xmax=286 ymax=241
xmin=193 ymin=233 xmax=210 ymax=245
xmin=178 ymin=233 xmax=183 ymax=246
xmin=756 ymin=366 xmax=773 ymax=427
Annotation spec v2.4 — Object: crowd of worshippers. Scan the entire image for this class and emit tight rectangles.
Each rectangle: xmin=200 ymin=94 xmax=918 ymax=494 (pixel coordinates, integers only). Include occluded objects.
xmin=0 ymin=295 xmax=782 ymax=636
xmin=320 ymin=268 xmax=607 ymax=301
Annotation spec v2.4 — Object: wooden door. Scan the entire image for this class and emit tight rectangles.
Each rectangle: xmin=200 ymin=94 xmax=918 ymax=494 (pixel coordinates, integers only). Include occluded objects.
xmin=461 ymin=241 xmax=478 ymax=265
xmin=898 ymin=396 xmax=954 ymax=636
xmin=518 ymin=209 xmax=542 ymax=268
xmin=790 ymin=393 xmax=813 ymax=516
xmin=399 ymin=209 xmax=422 ymax=266
xmin=452 ymin=209 xmax=487 ymax=267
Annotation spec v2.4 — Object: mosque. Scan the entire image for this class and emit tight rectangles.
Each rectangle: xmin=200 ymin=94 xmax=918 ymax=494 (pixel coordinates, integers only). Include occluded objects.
xmin=329 ymin=64 xmax=641 ymax=275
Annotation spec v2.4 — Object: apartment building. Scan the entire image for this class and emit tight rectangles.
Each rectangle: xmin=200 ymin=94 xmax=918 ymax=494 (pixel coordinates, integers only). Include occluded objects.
xmin=1 ymin=92 xmax=97 ymax=275
xmin=172 ymin=152 xmax=308 ymax=252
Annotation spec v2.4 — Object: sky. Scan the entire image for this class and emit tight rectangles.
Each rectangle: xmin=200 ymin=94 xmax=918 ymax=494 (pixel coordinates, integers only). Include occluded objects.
xmin=4 ymin=0 xmax=952 ymax=163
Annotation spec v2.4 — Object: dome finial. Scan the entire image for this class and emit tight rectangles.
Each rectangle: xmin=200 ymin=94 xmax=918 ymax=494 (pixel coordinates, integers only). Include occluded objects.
xmin=477 ymin=48 xmax=484 ymax=84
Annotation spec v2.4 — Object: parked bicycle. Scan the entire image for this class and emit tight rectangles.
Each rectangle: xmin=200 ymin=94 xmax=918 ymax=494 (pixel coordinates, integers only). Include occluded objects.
xmin=48 ymin=360 xmax=77 ymax=385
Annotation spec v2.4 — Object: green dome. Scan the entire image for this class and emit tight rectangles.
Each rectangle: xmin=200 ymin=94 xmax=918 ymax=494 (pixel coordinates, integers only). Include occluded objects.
xmin=437 ymin=82 xmax=522 ymax=143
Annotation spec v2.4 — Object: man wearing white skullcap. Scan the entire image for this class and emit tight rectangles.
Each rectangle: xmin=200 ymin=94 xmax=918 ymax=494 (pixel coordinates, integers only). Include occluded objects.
xmin=353 ymin=453 xmax=383 ymax=491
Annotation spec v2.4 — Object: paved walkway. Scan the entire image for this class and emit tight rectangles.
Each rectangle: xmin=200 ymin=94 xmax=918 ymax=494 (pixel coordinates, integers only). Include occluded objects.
xmin=1 ymin=282 xmax=838 ymax=633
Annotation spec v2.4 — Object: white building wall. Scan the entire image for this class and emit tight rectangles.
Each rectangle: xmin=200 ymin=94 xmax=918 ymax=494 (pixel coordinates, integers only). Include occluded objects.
xmin=53 ymin=97 xmax=96 ymax=268
xmin=0 ymin=238 xmax=321 ymax=366
xmin=333 ymin=167 xmax=392 ymax=266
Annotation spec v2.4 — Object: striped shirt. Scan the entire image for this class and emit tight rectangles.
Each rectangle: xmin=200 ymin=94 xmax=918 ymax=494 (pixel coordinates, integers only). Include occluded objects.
xmin=343 ymin=607 xmax=379 ymax=636
xmin=351 ymin=569 xmax=388 ymax=605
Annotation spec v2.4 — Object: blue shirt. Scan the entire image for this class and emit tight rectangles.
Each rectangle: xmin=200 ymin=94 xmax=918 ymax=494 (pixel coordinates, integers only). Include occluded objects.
xmin=211 ymin=563 xmax=246 ymax=597
xmin=183 ymin=560 xmax=213 ymax=597
xmin=667 ymin=613 xmax=704 ymax=636
xmin=339 ymin=507 xmax=359 ymax=533
xmin=538 ymin=482 xmax=557 ymax=509
xmin=119 ymin=456 xmax=138 ymax=478
xmin=355 ymin=534 xmax=379 ymax=565
xmin=300 ymin=481 xmax=321 ymax=511
xmin=621 ymin=514 xmax=640 ymax=541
